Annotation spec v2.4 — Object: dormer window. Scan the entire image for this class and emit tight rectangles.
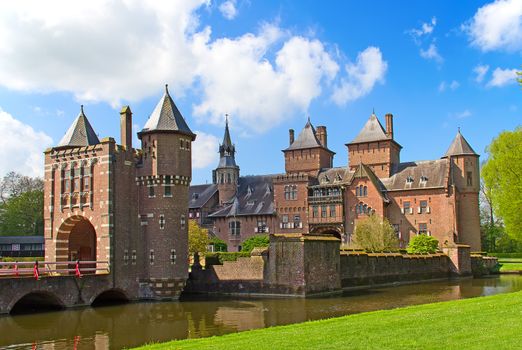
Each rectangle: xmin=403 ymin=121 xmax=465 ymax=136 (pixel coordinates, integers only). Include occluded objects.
xmin=406 ymin=176 xmax=414 ymax=184
xmin=246 ymin=200 xmax=255 ymax=206
xmin=192 ymin=193 xmax=199 ymax=200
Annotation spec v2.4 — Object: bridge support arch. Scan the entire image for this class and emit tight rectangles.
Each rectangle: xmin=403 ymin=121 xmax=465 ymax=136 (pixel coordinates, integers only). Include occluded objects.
xmin=91 ymin=288 xmax=130 ymax=307
xmin=9 ymin=291 xmax=65 ymax=314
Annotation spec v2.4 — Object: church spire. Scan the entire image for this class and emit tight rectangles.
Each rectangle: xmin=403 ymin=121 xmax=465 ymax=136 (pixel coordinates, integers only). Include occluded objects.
xmin=217 ymin=115 xmax=238 ymax=168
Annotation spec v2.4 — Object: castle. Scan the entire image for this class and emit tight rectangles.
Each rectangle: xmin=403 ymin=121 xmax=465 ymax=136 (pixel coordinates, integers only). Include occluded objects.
xmin=43 ymin=87 xmax=482 ymax=300
xmin=43 ymin=86 xmax=194 ymax=299
xmin=190 ymin=112 xmax=481 ymax=252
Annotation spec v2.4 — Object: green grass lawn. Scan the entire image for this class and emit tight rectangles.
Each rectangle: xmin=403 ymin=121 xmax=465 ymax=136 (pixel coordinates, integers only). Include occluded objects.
xmin=500 ymin=263 xmax=522 ymax=272
xmin=136 ymin=291 xmax=522 ymax=350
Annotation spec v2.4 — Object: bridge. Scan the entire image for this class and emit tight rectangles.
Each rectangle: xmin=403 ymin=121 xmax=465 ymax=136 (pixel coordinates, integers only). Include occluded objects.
xmin=0 ymin=261 xmax=130 ymax=314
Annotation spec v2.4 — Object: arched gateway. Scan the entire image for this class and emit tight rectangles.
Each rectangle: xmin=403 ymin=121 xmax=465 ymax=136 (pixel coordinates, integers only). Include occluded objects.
xmin=56 ymin=215 xmax=97 ymax=262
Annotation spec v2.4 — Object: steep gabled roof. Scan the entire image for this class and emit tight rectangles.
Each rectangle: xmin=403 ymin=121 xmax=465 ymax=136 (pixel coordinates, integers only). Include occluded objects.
xmin=140 ymin=85 xmax=195 ymax=137
xmin=189 ymin=184 xmax=218 ymax=209
xmin=349 ymin=163 xmax=389 ymax=202
xmin=443 ymin=130 xmax=478 ymax=158
xmin=350 ymin=112 xmax=388 ymax=144
xmin=381 ymin=159 xmax=448 ymax=191
xmin=56 ymin=106 xmax=100 ymax=148
xmin=285 ymin=118 xmax=334 ymax=154
xmin=208 ymin=175 xmax=275 ymax=218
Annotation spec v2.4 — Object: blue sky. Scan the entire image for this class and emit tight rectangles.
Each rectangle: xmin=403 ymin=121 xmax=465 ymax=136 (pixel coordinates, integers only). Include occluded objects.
xmin=0 ymin=0 xmax=520 ymax=184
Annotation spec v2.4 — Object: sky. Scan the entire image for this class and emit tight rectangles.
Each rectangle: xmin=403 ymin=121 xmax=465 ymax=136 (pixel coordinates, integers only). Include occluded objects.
xmin=0 ymin=0 xmax=520 ymax=184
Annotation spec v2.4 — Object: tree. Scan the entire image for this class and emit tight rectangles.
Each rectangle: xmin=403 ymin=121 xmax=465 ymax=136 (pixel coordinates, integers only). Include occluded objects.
xmin=241 ymin=234 xmax=269 ymax=253
xmin=407 ymin=234 xmax=439 ymax=254
xmin=482 ymin=128 xmax=522 ymax=240
xmin=0 ymin=190 xmax=44 ymax=236
xmin=209 ymin=237 xmax=227 ymax=252
xmin=0 ymin=172 xmax=43 ymax=204
xmin=188 ymin=220 xmax=209 ymax=254
xmin=352 ymin=214 xmax=398 ymax=251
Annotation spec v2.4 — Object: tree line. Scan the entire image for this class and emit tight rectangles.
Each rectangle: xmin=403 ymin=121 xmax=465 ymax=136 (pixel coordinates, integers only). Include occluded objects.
xmin=0 ymin=172 xmax=44 ymax=236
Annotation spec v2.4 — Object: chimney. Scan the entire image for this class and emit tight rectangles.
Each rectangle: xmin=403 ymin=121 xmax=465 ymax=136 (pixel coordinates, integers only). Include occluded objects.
xmin=316 ymin=126 xmax=327 ymax=148
xmin=385 ymin=113 xmax=394 ymax=139
xmin=289 ymin=129 xmax=295 ymax=145
xmin=120 ymin=106 xmax=132 ymax=150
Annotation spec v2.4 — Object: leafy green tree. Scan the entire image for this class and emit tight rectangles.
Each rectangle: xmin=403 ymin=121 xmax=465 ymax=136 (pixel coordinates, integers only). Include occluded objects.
xmin=0 ymin=190 xmax=44 ymax=236
xmin=482 ymin=128 xmax=522 ymax=240
xmin=353 ymin=214 xmax=398 ymax=251
xmin=188 ymin=220 xmax=209 ymax=254
xmin=209 ymin=237 xmax=227 ymax=252
xmin=0 ymin=172 xmax=43 ymax=204
xmin=241 ymin=234 xmax=269 ymax=253
xmin=407 ymin=234 xmax=439 ymax=254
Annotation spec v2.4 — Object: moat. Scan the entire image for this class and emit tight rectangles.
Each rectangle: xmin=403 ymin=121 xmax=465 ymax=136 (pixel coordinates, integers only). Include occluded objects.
xmin=1 ymin=275 xmax=521 ymax=349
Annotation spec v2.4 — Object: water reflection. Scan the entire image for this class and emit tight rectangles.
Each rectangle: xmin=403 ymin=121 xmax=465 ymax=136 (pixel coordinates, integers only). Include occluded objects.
xmin=1 ymin=275 xmax=522 ymax=349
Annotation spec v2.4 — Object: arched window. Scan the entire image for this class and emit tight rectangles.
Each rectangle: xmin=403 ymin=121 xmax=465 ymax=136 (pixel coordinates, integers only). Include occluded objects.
xmin=363 ymin=204 xmax=368 ymax=214
xmin=227 ymin=173 xmax=231 ymax=184
xmin=363 ymin=186 xmax=368 ymax=197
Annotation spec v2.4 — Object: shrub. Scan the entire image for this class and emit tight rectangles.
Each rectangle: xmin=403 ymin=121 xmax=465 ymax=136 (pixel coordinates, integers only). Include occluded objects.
xmin=353 ymin=214 xmax=399 ymax=251
xmin=490 ymin=252 xmax=522 ymax=259
xmin=209 ymin=237 xmax=227 ymax=252
xmin=241 ymin=234 xmax=269 ymax=253
xmin=407 ymin=234 xmax=439 ymax=254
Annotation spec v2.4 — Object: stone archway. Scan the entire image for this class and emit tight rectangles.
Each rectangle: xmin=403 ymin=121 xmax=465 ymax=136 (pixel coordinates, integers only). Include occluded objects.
xmin=310 ymin=225 xmax=343 ymax=241
xmin=56 ymin=216 xmax=97 ymax=262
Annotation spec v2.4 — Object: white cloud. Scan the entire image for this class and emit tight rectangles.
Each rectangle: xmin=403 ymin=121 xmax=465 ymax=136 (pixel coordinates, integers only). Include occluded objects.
xmin=0 ymin=1 xmax=385 ymax=135
xmin=487 ymin=67 xmax=518 ymax=87
xmin=463 ymin=0 xmax=522 ymax=52
xmin=420 ymin=43 xmax=443 ymax=63
xmin=439 ymin=80 xmax=460 ymax=92
xmin=192 ymin=131 xmax=220 ymax=169
xmin=473 ymin=64 xmax=490 ymax=82
xmin=454 ymin=109 xmax=472 ymax=119
xmin=408 ymin=17 xmax=437 ymax=42
xmin=331 ymin=47 xmax=388 ymax=106
xmin=219 ymin=0 xmax=238 ymax=20
xmin=0 ymin=108 xmax=53 ymax=177
xmin=192 ymin=30 xmax=340 ymax=132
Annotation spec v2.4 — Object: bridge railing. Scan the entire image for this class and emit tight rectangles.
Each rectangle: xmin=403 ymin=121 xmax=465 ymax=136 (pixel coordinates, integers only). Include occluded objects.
xmin=0 ymin=260 xmax=110 ymax=280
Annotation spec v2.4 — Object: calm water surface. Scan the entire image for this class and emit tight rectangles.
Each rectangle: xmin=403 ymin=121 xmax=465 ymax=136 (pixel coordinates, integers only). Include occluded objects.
xmin=1 ymin=275 xmax=522 ymax=349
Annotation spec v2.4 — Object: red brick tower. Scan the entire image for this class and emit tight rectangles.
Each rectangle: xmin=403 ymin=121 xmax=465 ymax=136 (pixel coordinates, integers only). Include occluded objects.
xmin=213 ymin=116 xmax=240 ymax=205
xmin=346 ymin=112 xmax=402 ymax=178
xmin=136 ymin=85 xmax=196 ymax=299
xmin=443 ymin=130 xmax=481 ymax=251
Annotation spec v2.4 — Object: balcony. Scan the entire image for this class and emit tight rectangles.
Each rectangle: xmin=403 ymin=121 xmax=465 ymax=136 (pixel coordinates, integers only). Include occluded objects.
xmin=308 ymin=194 xmax=343 ymax=204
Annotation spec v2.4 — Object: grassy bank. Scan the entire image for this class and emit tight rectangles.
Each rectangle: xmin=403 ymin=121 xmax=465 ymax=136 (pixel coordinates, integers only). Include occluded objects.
xmin=499 ymin=258 xmax=522 ymax=272
xmin=137 ymin=291 xmax=522 ymax=350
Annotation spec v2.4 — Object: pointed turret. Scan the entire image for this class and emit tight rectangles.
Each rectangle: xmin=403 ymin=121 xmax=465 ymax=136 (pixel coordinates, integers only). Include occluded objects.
xmin=214 ymin=116 xmax=240 ymax=204
xmin=346 ymin=111 xmax=402 ymax=178
xmin=443 ymin=129 xmax=478 ymax=158
xmin=283 ymin=117 xmax=334 ymax=175
xmin=139 ymin=84 xmax=195 ymax=139
xmin=56 ymin=105 xmax=100 ymax=148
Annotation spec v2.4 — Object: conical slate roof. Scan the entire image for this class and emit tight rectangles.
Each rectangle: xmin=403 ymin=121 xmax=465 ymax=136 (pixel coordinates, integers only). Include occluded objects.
xmin=56 ymin=106 xmax=100 ymax=148
xmin=140 ymin=85 xmax=194 ymax=137
xmin=217 ymin=116 xmax=238 ymax=168
xmin=350 ymin=112 xmax=388 ymax=144
xmin=285 ymin=118 xmax=324 ymax=151
xmin=443 ymin=130 xmax=478 ymax=157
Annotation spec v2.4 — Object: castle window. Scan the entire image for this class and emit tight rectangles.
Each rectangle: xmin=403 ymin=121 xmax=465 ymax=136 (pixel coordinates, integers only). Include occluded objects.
xmin=363 ymin=204 xmax=368 ymax=214
xmin=418 ymin=223 xmax=428 ymax=235
xmin=363 ymin=186 xmax=368 ymax=197
xmin=131 ymin=250 xmax=137 ymax=265
xmin=294 ymin=214 xmax=301 ymax=228
xmin=74 ymin=178 xmax=80 ymax=192
xmin=149 ymin=250 xmax=155 ymax=265
xmin=83 ymin=177 xmax=90 ymax=191
xmin=229 ymin=221 xmax=241 ymax=235
xmin=284 ymin=185 xmax=297 ymax=200
xmin=257 ymin=218 xmax=267 ymax=233
xmin=181 ymin=215 xmax=186 ymax=229
xmin=312 ymin=206 xmax=318 ymax=218
xmin=123 ymin=250 xmax=129 ymax=265
xmin=148 ymin=180 xmax=155 ymax=198
xmin=65 ymin=179 xmax=71 ymax=192
xmin=330 ymin=205 xmax=336 ymax=217
xmin=419 ymin=200 xmax=428 ymax=214
xmin=467 ymin=171 xmax=473 ymax=187
xmin=159 ymin=215 xmax=165 ymax=230
xmin=403 ymin=201 xmax=411 ymax=214
xmin=227 ymin=173 xmax=231 ymax=183
xmin=321 ymin=205 xmax=327 ymax=218
xmin=180 ymin=139 xmax=184 ymax=149
xmin=164 ymin=175 xmax=172 ymax=197
xmin=406 ymin=176 xmax=414 ymax=184
xmin=170 ymin=249 xmax=176 ymax=264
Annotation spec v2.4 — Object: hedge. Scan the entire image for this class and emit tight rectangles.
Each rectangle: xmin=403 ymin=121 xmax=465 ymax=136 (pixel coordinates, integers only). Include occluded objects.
xmin=204 ymin=252 xmax=250 ymax=266
xmin=489 ymin=253 xmax=522 ymax=259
